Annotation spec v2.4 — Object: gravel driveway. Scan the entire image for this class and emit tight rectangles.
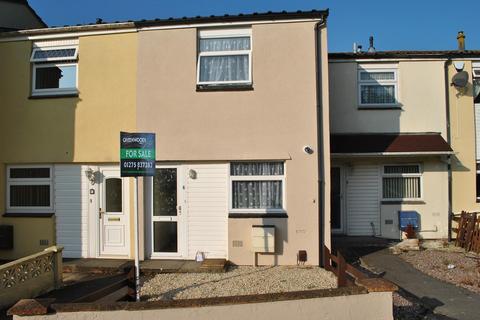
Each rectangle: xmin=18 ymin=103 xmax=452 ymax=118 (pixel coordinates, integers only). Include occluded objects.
xmin=140 ymin=265 xmax=337 ymax=301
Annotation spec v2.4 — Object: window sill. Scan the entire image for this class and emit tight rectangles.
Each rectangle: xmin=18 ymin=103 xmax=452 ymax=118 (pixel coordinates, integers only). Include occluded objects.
xmin=358 ymin=106 xmax=402 ymax=110
xmin=3 ymin=212 xmax=55 ymax=218
xmin=29 ymin=93 xmax=79 ymax=99
xmin=196 ymin=83 xmax=254 ymax=92
xmin=229 ymin=212 xmax=288 ymax=218
xmin=381 ymin=200 xmax=426 ymax=205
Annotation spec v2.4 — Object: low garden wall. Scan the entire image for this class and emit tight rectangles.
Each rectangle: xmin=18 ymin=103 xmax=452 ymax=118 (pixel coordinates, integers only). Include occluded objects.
xmin=0 ymin=246 xmax=63 ymax=309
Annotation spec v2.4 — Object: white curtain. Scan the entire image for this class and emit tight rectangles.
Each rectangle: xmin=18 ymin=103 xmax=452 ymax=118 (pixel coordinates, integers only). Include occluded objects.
xmin=361 ymin=85 xmax=395 ymax=104
xmin=231 ymin=162 xmax=284 ymax=176
xmin=233 ymin=181 xmax=283 ymax=209
xmin=199 ymin=37 xmax=250 ymax=82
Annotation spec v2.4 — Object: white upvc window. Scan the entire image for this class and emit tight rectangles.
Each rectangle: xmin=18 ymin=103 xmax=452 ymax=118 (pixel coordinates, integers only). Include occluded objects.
xmin=476 ymin=162 xmax=480 ymax=201
xmin=197 ymin=28 xmax=252 ymax=85
xmin=358 ymin=66 xmax=398 ymax=107
xmin=30 ymin=45 xmax=78 ymax=96
xmin=229 ymin=162 xmax=285 ymax=214
xmin=6 ymin=165 xmax=54 ymax=213
xmin=382 ymin=164 xmax=422 ymax=201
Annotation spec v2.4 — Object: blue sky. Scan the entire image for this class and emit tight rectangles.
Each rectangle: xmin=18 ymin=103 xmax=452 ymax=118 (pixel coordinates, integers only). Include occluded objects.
xmin=29 ymin=0 xmax=480 ymax=52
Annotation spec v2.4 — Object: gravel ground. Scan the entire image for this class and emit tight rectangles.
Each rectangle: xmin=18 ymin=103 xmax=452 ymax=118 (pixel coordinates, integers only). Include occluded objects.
xmin=140 ymin=265 xmax=337 ymax=301
xmin=399 ymin=249 xmax=480 ymax=294
xmin=392 ymin=291 xmax=429 ymax=320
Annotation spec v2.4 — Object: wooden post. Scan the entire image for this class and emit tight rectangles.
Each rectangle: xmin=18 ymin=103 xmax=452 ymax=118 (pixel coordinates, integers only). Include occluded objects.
xmin=337 ymin=251 xmax=347 ymax=287
xmin=323 ymin=246 xmax=332 ymax=271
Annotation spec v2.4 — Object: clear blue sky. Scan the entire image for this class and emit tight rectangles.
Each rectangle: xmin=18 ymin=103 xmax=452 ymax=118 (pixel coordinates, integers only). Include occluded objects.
xmin=29 ymin=0 xmax=480 ymax=52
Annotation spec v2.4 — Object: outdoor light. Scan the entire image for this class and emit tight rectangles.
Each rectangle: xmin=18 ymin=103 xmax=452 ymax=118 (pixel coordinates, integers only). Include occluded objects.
xmin=189 ymin=169 xmax=197 ymax=179
xmin=85 ymin=168 xmax=96 ymax=185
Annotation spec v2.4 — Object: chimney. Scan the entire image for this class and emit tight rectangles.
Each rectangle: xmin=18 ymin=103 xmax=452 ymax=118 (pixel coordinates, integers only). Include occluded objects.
xmin=457 ymin=31 xmax=465 ymax=52
xmin=368 ymin=36 xmax=376 ymax=53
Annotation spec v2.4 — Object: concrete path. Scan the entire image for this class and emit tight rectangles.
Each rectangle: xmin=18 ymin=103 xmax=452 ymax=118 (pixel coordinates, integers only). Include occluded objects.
xmin=361 ymin=248 xmax=480 ymax=320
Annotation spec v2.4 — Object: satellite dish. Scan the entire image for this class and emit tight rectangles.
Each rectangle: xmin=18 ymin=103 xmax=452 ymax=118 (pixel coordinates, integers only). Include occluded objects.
xmin=452 ymin=71 xmax=469 ymax=88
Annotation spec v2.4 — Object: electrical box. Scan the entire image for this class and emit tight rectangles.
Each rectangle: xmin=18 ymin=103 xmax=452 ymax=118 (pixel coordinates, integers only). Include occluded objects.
xmin=251 ymin=225 xmax=275 ymax=253
xmin=399 ymin=211 xmax=420 ymax=230
xmin=0 ymin=225 xmax=13 ymax=250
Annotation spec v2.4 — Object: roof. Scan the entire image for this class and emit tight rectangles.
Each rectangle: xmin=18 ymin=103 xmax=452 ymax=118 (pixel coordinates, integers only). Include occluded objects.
xmin=330 ymin=133 xmax=452 ymax=155
xmin=329 ymin=50 xmax=480 ymax=60
xmin=0 ymin=9 xmax=328 ymax=38
xmin=0 ymin=0 xmax=47 ymax=30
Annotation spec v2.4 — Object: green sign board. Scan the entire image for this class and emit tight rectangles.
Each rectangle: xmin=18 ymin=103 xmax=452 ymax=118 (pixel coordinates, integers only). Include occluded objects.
xmin=120 ymin=132 xmax=155 ymax=177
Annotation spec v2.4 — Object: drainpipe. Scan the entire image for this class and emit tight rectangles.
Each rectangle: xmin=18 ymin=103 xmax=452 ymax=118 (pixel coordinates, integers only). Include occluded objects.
xmin=444 ymin=59 xmax=453 ymax=242
xmin=315 ymin=15 xmax=328 ymax=267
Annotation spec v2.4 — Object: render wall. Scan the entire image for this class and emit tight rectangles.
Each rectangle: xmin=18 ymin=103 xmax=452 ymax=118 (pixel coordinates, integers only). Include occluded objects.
xmin=136 ymin=22 xmax=328 ymax=265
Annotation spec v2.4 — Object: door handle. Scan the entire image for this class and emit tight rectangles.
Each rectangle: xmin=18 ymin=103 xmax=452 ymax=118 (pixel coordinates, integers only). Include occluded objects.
xmin=177 ymin=205 xmax=182 ymax=215
xmin=99 ymin=208 xmax=105 ymax=219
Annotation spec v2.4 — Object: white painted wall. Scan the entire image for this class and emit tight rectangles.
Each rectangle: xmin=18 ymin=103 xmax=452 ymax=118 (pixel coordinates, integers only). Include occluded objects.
xmin=345 ymin=164 xmax=381 ymax=236
xmin=185 ymin=163 xmax=228 ymax=259
xmin=54 ymin=165 xmax=89 ymax=258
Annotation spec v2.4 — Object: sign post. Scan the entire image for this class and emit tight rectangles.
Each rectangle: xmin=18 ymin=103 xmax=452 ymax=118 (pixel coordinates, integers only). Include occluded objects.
xmin=120 ymin=132 xmax=155 ymax=302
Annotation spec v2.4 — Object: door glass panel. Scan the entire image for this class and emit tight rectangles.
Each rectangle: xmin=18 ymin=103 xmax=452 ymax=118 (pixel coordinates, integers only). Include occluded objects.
xmin=331 ymin=168 xmax=341 ymax=229
xmin=153 ymin=168 xmax=177 ymax=217
xmin=154 ymin=221 xmax=178 ymax=252
xmin=105 ymin=178 xmax=122 ymax=212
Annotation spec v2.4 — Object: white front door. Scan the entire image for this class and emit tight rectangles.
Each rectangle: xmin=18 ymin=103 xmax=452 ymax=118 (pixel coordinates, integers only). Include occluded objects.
xmin=149 ymin=166 xmax=186 ymax=258
xmin=99 ymin=167 xmax=130 ymax=257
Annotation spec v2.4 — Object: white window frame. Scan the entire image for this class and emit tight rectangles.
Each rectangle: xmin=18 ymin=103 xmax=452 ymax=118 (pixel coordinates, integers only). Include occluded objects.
xmin=6 ymin=165 xmax=54 ymax=213
xmin=229 ymin=162 xmax=286 ymax=214
xmin=476 ymin=162 xmax=480 ymax=202
xmin=30 ymin=46 xmax=78 ymax=62
xmin=381 ymin=164 xmax=423 ymax=201
xmin=197 ymin=28 xmax=252 ymax=85
xmin=31 ymin=45 xmax=79 ymax=96
xmin=32 ymin=62 xmax=79 ymax=96
xmin=358 ymin=67 xmax=398 ymax=108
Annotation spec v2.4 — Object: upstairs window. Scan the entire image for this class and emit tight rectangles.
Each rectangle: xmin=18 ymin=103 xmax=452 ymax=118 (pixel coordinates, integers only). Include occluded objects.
xmin=358 ymin=67 xmax=398 ymax=107
xmin=31 ymin=45 xmax=78 ymax=96
xmin=7 ymin=166 xmax=53 ymax=212
xmin=382 ymin=165 xmax=422 ymax=201
xmin=197 ymin=28 xmax=252 ymax=86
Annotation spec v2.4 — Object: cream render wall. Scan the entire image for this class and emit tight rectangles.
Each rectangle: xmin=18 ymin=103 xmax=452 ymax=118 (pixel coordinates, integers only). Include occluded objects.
xmin=136 ymin=21 xmax=326 ymax=265
xmin=449 ymin=61 xmax=480 ymax=213
xmin=329 ymin=60 xmax=447 ymax=136
xmin=0 ymin=33 xmax=137 ymax=259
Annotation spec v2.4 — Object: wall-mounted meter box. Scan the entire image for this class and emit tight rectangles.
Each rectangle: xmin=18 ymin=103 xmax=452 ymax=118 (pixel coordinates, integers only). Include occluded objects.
xmin=251 ymin=225 xmax=275 ymax=253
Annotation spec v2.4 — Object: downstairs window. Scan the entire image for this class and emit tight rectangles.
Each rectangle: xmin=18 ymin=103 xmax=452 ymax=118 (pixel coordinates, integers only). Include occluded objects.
xmin=382 ymin=165 xmax=422 ymax=200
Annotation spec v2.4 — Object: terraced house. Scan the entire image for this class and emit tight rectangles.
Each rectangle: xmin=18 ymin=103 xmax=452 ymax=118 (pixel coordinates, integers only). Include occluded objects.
xmin=0 ymin=10 xmax=331 ymax=266
xmin=329 ymin=44 xmax=480 ymax=240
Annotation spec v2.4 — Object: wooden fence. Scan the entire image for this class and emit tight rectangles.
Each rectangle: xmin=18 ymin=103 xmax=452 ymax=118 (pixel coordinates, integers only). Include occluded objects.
xmin=452 ymin=211 xmax=480 ymax=254
xmin=323 ymin=246 xmax=367 ymax=287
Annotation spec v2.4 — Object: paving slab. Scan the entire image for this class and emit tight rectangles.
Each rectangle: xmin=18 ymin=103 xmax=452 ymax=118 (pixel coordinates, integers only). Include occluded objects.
xmin=361 ymin=248 xmax=480 ymax=320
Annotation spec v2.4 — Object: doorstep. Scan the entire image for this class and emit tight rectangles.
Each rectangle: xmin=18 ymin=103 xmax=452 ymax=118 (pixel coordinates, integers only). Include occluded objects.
xmin=140 ymin=259 xmax=228 ymax=275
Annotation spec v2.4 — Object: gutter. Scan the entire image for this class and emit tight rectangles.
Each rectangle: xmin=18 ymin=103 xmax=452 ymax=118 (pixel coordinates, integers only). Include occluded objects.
xmin=315 ymin=17 xmax=327 ymax=267
xmin=444 ymin=59 xmax=453 ymax=242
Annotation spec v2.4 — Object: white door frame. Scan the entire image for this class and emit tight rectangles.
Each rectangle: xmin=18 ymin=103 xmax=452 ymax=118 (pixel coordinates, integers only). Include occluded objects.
xmin=88 ymin=166 xmax=131 ymax=258
xmin=332 ymin=165 xmax=346 ymax=234
xmin=146 ymin=164 xmax=188 ymax=259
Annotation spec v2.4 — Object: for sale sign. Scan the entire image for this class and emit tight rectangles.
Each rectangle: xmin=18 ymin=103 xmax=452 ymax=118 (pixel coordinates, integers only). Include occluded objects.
xmin=120 ymin=132 xmax=155 ymax=177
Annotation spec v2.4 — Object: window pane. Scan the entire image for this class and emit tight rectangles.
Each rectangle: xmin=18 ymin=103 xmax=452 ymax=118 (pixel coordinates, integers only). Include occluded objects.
xmin=232 ymin=181 xmax=282 ymax=209
xmin=231 ymin=162 xmax=284 ymax=176
xmin=200 ymin=37 xmax=250 ymax=52
xmin=383 ymin=177 xmax=421 ymax=199
xmin=33 ymin=48 xmax=76 ymax=60
xmin=361 ymin=85 xmax=395 ymax=104
xmin=35 ymin=65 xmax=76 ymax=90
xmin=384 ymin=165 xmax=420 ymax=174
xmin=10 ymin=167 xmax=50 ymax=179
xmin=474 ymin=79 xmax=480 ymax=104
xmin=105 ymin=178 xmax=122 ymax=212
xmin=360 ymin=71 xmax=395 ymax=81
xmin=199 ymin=55 xmax=249 ymax=82
xmin=153 ymin=221 xmax=177 ymax=252
xmin=153 ymin=168 xmax=177 ymax=217
xmin=477 ymin=172 xmax=480 ymax=199
xmin=10 ymin=185 xmax=50 ymax=207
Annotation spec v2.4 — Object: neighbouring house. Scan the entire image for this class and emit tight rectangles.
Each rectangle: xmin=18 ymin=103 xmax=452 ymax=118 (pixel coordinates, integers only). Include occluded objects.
xmin=0 ymin=0 xmax=46 ymax=32
xmin=328 ymin=39 xmax=480 ymax=240
xmin=0 ymin=10 xmax=331 ymax=266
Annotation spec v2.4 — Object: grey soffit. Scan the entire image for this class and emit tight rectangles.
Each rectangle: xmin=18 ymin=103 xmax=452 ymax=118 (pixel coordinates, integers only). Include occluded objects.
xmin=330 ymin=50 xmax=480 ymax=59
